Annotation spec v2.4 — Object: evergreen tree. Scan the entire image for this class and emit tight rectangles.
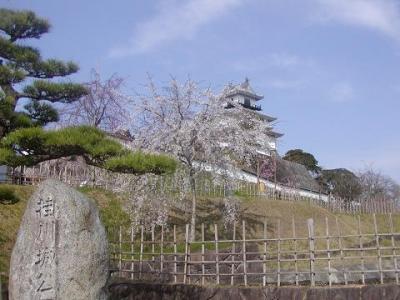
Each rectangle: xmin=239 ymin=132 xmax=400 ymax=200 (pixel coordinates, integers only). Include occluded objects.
xmin=0 ymin=8 xmax=87 ymax=136
xmin=0 ymin=8 xmax=176 ymax=174
xmin=317 ymin=168 xmax=362 ymax=200
xmin=283 ymin=149 xmax=321 ymax=174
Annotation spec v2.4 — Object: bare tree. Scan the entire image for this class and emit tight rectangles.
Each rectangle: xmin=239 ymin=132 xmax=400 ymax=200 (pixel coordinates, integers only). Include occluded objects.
xmin=61 ymin=69 xmax=131 ymax=132
xmin=130 ymin=77 xmax=275 ymax=239
xmin=358 ymin=167 xmax=400 ymax=205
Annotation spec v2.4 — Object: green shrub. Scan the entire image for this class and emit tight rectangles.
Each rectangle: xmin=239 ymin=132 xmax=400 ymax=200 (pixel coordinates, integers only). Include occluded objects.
xmin=0 ymin=186 xmax=19 ymax=204
xmin=100 ymin=198 xmax=131 ymax=230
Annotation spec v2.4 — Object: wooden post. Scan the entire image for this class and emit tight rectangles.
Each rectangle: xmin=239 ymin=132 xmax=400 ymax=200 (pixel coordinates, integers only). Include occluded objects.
xmin=231 ymin=222 xmax=236 ymax=286
xmin=188 ymin=225 xmax=192 ymax=285
xmin=215 ymin=224 xmax=220 ymax=285
xmin=292 ymin=217 xmax=299 ymax=286
xmin=139 ymin=225 xmax=144 ymax=279
xmin=201 ymin=223 xmax=205 ymax=285
xmin=173 ymin=225 xmax=177 ymax=284
xmin=277 ymin=219 xmax=281 ymax=287
xmin=325 ymin=217 xmax=332 ymax=287
xmin=357 ymin=215 xmax=365 ymax=285
xmin=183 ymin=224 xmax=189 ymax=284
xmin=336 ymin=217 xmax=347 ymax=285
xmin=0 ymin=272 xmax=2 ymax=300
xmin=373 ymin=214 xmax=384 ymax=284
xmin=151 ymin=225 xmax=155 ymax=272
xmin=307 ymin=219 xmax=315 ymax=287
xmin=389 ymin=213 xmax=399 ymax=284
xmin=242 ymin=220 xmax=248 ymax=286
xmin=119 ymin=226 xmax=122 ymax=277
xmin=160 ymin=225 xmax=164 ymax=274
xmin=131 ymin=226 xmax=135 ymax=280
xmin=263 ymin=219 xmax=267 ymax=286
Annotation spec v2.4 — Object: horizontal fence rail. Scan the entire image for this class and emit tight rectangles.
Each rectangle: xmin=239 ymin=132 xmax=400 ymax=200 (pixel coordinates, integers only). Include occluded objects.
xmin=109 ymin=214 xmax=400 ymax=287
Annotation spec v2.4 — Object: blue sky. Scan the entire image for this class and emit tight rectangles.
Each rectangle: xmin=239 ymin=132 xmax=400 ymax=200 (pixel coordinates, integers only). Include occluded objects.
xmin=3 ymin=0 xmax=400 ymax=181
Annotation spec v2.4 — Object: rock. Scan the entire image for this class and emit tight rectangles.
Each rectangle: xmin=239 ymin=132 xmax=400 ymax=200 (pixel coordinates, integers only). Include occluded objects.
xmin=9 ymin=179 xmax=109 ymax=300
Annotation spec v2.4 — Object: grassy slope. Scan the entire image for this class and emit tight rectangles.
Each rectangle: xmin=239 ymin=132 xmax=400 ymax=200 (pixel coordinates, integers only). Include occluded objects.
xmin=1 ymin=185 xmax=399 ymax=285
xmin=0 ymin=185 xmax=34 ymax=277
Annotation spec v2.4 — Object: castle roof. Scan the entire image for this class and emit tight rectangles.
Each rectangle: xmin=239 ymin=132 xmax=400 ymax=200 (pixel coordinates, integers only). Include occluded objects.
xmin=225 ymin=78 xmax=264 ymax=101
xmin=268 ymin=130 xmax=284 ymax=138
xmin=256 ymin=112 xmax=277 ymax=122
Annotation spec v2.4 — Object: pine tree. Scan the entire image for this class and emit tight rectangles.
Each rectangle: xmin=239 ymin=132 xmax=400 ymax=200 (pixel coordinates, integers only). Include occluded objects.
xmin=0 ymin=8 xmax=87 ymax=136
xmin=0 ymin=8 xmax=176 ymax=174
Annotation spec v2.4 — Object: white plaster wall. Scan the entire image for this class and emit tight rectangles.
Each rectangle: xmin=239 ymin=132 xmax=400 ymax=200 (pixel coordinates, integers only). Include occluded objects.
xmin=233 ymin=95 xmax=256 ymax=107
xmin=197 ymin=162 xmax=328 ymax=202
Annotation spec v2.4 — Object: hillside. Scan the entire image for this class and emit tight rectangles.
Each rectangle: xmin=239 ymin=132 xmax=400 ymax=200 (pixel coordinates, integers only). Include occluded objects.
xmin=1 ymin=184 xmax=398 ymax=288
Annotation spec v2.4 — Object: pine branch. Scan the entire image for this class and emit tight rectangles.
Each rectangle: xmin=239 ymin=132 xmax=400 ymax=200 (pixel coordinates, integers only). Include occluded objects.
xmin=0 ymin=37 xmax=79 ymax=79
xmin=0 ymin=65 xmax=26 ymax=84
xmin=0 ymin=9 xmax=50 ymax=41
xmin=22 ymin=80 xmax=88 ymax=102
xmin=0 ymin=126 xmax=177 ymax=174
xmin=0 ymin=36 xmax=40 ymax=65
xmin=26 ymin=59 xmax=79 ymax=79
xmin=24 ymin=101 xmax=59 ymax=125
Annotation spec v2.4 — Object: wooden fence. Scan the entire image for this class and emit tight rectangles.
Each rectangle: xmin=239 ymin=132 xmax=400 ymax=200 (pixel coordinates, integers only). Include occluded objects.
xmin=109 ymin=214 xmax=400 ymax=287
xmin=3 ymin=166 xmax=399 ymax=215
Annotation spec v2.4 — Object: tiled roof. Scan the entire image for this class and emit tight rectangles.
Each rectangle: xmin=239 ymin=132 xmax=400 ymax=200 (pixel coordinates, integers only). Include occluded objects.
xmin=275 ymin=158 xmax=321 ymax=192
xmin=225 ymin=78 xmax=264 ymax=100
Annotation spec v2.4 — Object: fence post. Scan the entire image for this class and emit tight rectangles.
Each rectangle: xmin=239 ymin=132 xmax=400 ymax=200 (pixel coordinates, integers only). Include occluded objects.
xmin=139 ymin=225 xmax=144 ymax=280
xmin=307 ymin=218 xmax=315 ymax=286
xmin=183 ymin=224 xmax=189 ymax=284
xmin=214 ymin=224 xmax=220 ymax=285
xmin=373 ymin=214 xmax=384 ymax=284
xmin=173 ymin=225 xmax=177 ymax=284
xmin=357 ymin=215 xmax=365 ymax=285
xmin=277 ymin=219 xmax=281 ymax=287
xmin=151 ymin=225 xmax=155 ymax=271
xmin=325 ymin=217 xmax=332 ymax=287
xmin=201 ymin=223 xmax=205 ymax=285
xmin=231 ymin=222 xmax=236 ymax=286
xmin=389 ymin=213 xmax=399 ymax=284
xmin=160 ymin=225 xmax=164 ymax=275
xmin=263 ymin=219 xmax=267 ymax=287
xmin=292 ymin=217 xmax=299 ymax=286
xmin=0 ymin=272 xmax=2 ymax=300
xmin=242 ymin=220 xmax=247 ymax=286
xmin=119 ymin=226 xmax=122 ymax=277
xmin=130 ymin=226 xmax=134 ymax=280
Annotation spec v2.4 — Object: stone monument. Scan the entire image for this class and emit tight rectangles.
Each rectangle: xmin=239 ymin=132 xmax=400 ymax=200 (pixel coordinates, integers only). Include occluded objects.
xmin=9 ymin=179 xmax=109 ymax=300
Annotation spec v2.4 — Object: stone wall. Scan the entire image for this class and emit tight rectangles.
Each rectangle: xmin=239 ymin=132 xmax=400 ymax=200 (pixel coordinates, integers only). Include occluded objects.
xmin=108 ymin=280 xmax=400 ymax=300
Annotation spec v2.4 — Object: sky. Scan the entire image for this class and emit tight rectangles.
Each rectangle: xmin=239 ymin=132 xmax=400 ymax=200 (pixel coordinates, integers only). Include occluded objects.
xmin=2 ymin=0 xmax=400 ymax=181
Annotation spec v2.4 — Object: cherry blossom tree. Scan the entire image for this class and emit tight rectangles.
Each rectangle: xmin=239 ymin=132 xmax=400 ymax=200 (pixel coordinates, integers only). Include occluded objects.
xmin=61 ymin=69 xmax=131 ymax=132
xmin=130 ymin=77 xmax=275 ymax=239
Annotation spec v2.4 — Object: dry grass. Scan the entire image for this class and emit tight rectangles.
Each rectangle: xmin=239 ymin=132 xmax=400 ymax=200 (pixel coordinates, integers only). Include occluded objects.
xmin=1 ymin=185 xmax=399 ymax=287
xmin=0 ymin=185 xmax=34 ymax=277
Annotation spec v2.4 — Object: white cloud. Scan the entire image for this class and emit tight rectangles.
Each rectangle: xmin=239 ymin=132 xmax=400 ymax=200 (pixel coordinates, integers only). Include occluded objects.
xmin=313 ymin=0 xmax=400 ymax=40
xmin=232 ymin=52 xmax=315 ymax=71
xmin=329 ymin=82 xmax=355 ymax=102
xmin=269 ymin=53 xmax=305 ymax=68
xmin=109 ymin=0 xmax=243 ymax=57
xmin=267 ymin=79 xmax=304 ymax=89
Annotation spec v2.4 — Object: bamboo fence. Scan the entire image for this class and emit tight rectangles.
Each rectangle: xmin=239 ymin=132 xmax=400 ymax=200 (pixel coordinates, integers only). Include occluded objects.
xmin=109 ymin=214 xmax=400 ymax=287
xmin=3 ymin=165 xmax=398 ymax=215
